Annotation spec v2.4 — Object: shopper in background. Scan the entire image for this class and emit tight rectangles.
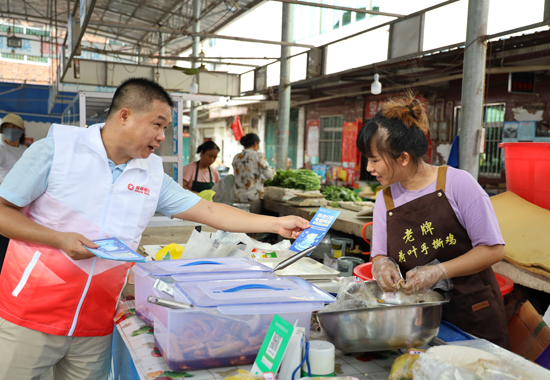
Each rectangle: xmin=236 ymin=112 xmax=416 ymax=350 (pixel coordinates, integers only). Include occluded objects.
xmin=0 ymin=113 xmax=27 ymax=270
xmin=181 ymin=140 xmax=221 ymax=193
xmin=232 ymin=133 xmax=275 ymax=213
xmin=358 ymin=92 xmax=510 ymax=349
xmin=0 ymin=78 xmax=309 ymax=380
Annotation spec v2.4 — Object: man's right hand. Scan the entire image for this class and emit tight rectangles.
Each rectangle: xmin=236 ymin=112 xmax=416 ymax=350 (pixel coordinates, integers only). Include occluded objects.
xmin=55 ymin=232 xmax=99 ymax=260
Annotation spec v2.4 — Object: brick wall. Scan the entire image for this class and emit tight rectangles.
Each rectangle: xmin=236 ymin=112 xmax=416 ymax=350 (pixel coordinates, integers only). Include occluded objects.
xmin=0 ymin=61 xmax=51 ymax=85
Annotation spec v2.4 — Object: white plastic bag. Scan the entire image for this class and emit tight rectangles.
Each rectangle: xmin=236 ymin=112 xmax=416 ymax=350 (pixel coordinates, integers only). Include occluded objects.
xmin=412 ymin=345 xmax=524 ymax=380
xmin=181 ymin=229 xmax=254 ymax=259
xmin=319 ymin=277 xmax=378 ymax=313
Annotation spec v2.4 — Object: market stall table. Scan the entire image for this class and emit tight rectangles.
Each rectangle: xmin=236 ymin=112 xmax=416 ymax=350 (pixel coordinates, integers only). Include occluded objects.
xmin=262 ymin=199 xmax=373 ymax=241
xmin=112 ymin=212 xmax=549 ymax=379
xmin=111 ymin=297 xmax=550 ymax=380
xmin=110 ymin=297 xmax=393 ymax=380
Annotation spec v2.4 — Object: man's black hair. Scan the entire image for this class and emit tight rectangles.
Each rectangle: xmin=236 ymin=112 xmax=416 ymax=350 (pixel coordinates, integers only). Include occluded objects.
xmin=107 ymin=77 xmax=174 ymax=118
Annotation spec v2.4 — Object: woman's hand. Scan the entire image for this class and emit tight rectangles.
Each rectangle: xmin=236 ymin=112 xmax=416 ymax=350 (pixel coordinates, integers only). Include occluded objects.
xmin=401 ymin=263 xmax=450 ymax=295
xmin=372 ymin=256 xmax=403 ymax=292
xmin=273 ymin=216 xmax=310 ymax=239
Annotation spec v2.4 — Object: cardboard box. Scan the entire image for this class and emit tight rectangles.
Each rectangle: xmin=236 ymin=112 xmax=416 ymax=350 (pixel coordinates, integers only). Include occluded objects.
xmin=508 ymin=300 xmax=550 ymax=361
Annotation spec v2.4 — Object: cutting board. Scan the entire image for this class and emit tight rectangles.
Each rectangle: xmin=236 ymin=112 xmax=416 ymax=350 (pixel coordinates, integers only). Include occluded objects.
xmin=491 ymin=191 xmax=550 ymax=276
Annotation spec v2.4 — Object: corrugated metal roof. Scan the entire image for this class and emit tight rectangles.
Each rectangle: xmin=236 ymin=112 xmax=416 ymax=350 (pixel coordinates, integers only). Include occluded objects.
xmin=1 ymin=0 xmax=265 ymax=56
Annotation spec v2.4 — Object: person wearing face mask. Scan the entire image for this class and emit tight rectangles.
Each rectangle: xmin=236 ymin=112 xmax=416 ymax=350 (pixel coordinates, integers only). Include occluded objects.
xmin=357 ymin=93 xmax=510 ymax=349
xmin=181 ymin=140 xmax=221 ymax=193
xmin=0 ymin=113 xmax=27 ymax=184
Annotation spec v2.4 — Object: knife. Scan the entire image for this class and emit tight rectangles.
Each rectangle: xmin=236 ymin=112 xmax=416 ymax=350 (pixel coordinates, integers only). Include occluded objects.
xmin=272 ymin=246 xmax=316 ymax=272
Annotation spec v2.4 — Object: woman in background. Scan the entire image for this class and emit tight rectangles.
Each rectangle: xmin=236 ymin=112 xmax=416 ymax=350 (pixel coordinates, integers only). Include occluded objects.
xmin=232 ymin=133 xmax=275 ymax=213
xmin=182 ymin=141 xmax=221 ymax=193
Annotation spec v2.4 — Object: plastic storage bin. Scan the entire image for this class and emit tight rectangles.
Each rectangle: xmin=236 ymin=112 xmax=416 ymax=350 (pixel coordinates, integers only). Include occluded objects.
xmin=500 ymin=142 xmax=550 ymax=211
xmin=154 ymin=277 xmax=336 ymax=371
xmin=133 ymin=257 xmax=273 ymax=326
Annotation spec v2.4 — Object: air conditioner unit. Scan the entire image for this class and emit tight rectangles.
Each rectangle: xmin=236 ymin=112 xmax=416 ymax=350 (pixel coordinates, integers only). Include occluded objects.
xmin=7 ymin=36 xmax=22 ymax=49
xmin=307 ymin=48 xmax=323 ymax=79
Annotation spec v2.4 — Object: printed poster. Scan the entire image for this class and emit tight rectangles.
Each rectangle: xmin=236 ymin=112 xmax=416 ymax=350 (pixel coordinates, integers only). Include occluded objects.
xmin=306 ymin=120 xmax=320 ymax=165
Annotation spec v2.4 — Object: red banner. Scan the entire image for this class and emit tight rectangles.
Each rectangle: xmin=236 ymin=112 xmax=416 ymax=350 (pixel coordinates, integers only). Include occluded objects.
xmin=341 ymin=121 xmax=358 ymax=163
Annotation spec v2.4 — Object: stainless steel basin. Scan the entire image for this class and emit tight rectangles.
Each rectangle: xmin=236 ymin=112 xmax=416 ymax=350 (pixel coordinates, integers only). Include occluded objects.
xmin=316 ymin=281 xmax=449 ymax=353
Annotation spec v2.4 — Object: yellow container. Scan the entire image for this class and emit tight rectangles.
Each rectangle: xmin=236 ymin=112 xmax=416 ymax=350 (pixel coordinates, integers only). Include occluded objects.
xmin=154 ymin=243 xmax=185 ymax=261
xmin=198 ymin=189 xmax=216 ymax=201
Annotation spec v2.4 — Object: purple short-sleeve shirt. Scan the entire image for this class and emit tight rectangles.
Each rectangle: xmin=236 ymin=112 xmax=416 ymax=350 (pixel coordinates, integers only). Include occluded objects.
xmin=371 ymin=167 xmax=504 ymax=259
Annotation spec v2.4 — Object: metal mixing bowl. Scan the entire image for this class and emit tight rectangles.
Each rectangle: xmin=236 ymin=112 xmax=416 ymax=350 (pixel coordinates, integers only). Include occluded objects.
xmin=316 ymin=281 xmax=449 ymax=353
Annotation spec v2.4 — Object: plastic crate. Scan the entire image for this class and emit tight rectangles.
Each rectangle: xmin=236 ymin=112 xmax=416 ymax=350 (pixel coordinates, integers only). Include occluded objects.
xmin=154 ymin=277 xmax=335 ymax=371
xmin=132 ymin=257 xmax=272 ymax=326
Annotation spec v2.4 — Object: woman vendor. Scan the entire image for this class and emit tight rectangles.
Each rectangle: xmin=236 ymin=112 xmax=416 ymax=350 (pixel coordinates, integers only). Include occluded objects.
xmin=182 ymin=141 xmax=221 ymax=193
xmin=358 ymin=93 xmax=510 ymax=349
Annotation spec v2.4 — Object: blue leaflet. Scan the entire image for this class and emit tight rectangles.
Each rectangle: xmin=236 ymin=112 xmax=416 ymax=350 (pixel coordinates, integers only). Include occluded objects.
xmin=84 ymin=237 xmax=146 ymax=262
xmin=289 ymin=207 xmax=341 ymax=253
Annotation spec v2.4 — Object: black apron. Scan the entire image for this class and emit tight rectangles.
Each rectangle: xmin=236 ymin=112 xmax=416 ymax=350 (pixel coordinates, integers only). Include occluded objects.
xmin=191 ymin=162 xmax=214 ymax=193
xmin=384 ymin=166 xmax=511 ymax=349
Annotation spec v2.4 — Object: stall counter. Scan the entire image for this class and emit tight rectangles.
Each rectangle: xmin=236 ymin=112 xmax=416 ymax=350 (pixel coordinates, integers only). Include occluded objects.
xmin=262 ymin=199 xmax=373 ymax=241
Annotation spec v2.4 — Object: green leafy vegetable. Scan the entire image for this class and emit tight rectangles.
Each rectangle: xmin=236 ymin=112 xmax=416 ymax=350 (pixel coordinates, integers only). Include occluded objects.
xmin=322 ymin=186 xmax=362 ymax=202
xmin=265 ymin=169 xmax=321 ymax=191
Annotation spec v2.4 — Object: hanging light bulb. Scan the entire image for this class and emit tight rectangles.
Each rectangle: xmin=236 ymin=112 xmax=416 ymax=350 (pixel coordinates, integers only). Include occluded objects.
xmin=189 ymin=76 xmax=198 ymax=94
xmin=371 ymin=73 xmax=382 ymax=95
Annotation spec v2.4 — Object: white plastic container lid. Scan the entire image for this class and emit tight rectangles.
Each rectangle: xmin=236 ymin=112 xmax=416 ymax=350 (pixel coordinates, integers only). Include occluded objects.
xmin=135 ymin=257 xmax=272 ymax=282
xmin=175 ymin=277 xmax=336 ymax=308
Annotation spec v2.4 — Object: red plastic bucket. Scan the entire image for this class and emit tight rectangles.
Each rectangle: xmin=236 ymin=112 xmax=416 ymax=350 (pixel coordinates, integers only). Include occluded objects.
xmin=495 ymin=273 xmax=514 ymax=299
xmin=500 ymin=142 xmax=550 ymax=211
xmin=353 ymin=262 xmax=373 ymax=281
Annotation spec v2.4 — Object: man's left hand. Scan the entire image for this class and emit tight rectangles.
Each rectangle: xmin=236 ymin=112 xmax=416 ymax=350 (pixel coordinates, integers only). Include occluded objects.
xmin=274 ymin=216 xmax=310 ymax=239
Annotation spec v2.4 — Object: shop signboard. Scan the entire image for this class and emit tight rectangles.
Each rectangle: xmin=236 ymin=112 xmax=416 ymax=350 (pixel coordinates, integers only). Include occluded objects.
xmin=67 ymin=14 xmax=74 ymax=59
xmin=509 ymin=72 xmax=535 ymax=94
xmin=80 ymin=0 xmax=90 ymax=28
xmin=365 ymin=100 xmax=384 ymax=119
xmin=0 ymin=36 xmax=36 ymax=56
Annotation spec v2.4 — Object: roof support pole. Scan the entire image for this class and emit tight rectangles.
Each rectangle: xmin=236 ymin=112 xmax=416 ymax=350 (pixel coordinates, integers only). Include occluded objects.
xmin=189 ymin=0 xmax=201 ymax=159
xmin=276 ymin=2 xmax=293 ymax=170
xmin=458 ymin=0 xmax=489 ymax=180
